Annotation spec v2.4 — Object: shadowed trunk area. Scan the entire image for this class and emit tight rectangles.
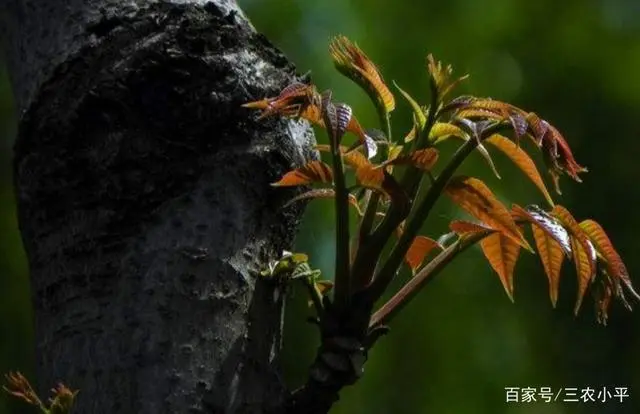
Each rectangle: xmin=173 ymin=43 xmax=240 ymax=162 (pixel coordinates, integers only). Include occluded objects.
xmin=2 ymin=0 xmax=315 ymax=412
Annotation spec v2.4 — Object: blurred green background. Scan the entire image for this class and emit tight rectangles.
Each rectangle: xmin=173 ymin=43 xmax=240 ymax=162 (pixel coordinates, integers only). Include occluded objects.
xmin=1 ymin=0 xmax=640 ymax=413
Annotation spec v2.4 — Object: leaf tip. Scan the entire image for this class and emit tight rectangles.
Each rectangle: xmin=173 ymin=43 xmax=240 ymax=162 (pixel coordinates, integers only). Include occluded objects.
xmin=506 ymin=291 xmax=515 ymax=303
xmin=520 ymin=237 xmax=535 ymax=253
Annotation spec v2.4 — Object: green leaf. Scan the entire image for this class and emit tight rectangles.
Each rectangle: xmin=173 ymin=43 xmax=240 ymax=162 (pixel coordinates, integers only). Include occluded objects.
xmin=393 ymin=81 xmax=426 ymax=129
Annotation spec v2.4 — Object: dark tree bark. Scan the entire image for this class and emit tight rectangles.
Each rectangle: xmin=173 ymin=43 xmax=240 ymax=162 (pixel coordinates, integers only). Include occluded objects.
xmin=1 ymin=0 xmax=315 ymax=412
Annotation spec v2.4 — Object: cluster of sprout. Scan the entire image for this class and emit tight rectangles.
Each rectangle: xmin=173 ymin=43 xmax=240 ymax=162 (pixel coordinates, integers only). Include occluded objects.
xmin=3 ymin=372 xmax=77 ymax=414
xmin=247 ymin=35 xmax=638 ymax=332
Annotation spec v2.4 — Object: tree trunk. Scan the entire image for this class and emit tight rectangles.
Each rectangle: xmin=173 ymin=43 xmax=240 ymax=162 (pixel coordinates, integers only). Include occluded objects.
xmin=1 ymin=0 xmax=315 ymax=412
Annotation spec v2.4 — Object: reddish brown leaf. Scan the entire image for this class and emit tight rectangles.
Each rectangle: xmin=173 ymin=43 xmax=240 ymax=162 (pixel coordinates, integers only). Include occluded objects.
xmin=244 ymin=82 xmax=319 ymax=120
xmin=297 ymin=103 xmax=324 ymax=126
xmin=355 ymin=163 xmax=385 ymax=190
xmin=344 ymin=122 xmax=378 ymax=160
xmin=453 ymin=97 xmax=531 ymax=144
xmin=455 ymin=108 xmax=503 ymax=120
xmin=455 ymin=98 xmax=529 ymax=135
xmin=480 ymin=231 xmax=522 ymax=302
xmin=580 ymin=220 xmax=640 ymax=301
xmin=449 ymin=220 xmax=493 ymax=236
xmin=552 ymin=206 xmax=595 ymax=265
xmin=276 ymin=81 xmax=311 ymax=99
xmin=284 ymin=188 xmax=363 ymax=216
xmin=315 ymin=145 xmax=370 ymax=170
xmin=569 ymin=235 xmax=593 ymax=314
xmin=512 ymin=204 xmax=569 ymax=306
xmin=509 ymin=204 xmax=531 ymax=222
xmin=525 ymin=112 xmax=549 ymax=144
xmin=321 ymin=90 xmax=340 ymax=145
xmin=271 ymin=161 xmax=333 ymax=187
xmin=427 ymin=54 xmax=468 ymax=99
xmin=308 ymin=106 xmax=375 ymax=159
xmin=466 ymin=98 xmax=517 ymax=113
xmin=383 ymin=148 xmax=439 ymax=171
xmin=345 ymin=149 xmax=372 ymax=169
xmin=550 ymin=125 xmax=587 ymax=182
xmin=614 ymin=276 xmax=634 ymax=311
xmin=3 ymin=372 xmax=47 ymax=408
xmin=485 ymin=134 xmax=554 ymax=206
xmin=284 ymin=188 xmax=335 ymax=206
xmin=509 ymin=113 xmax=528 ymax=141
xmin=523 ymin=113 xmax=588 ymax=194
xmin=330 ymin=36 xmax=395 ymax=113
xmin=335 ymin=103 xmax=353 ymax=141
xmin=593 ymin=281 xmax=613 ymax=325
xmin=405 ymin=236 xmax=442 ymax=273
xmin=242 ymin=97 xmax=271 ymax=110
xmin=244 ymin=83 xmax=372 ymax=155
xmin=442 ymin=95 xmax=474 ymax=111
xmin=531 ymin=223 xmax=565 ymax=307
xmin=346 ymin=115 xmax=365 ymax=138
xmin=243 ymin=82 xmax=309 ymax=110
xmin=552 ymin=206 xmax=596 ymax=314
xmin=356 ymin=171 xmax=410 ymax=215
xmin=445 ymin=176 xmax=532 ymax=250
xmin=355 ymin=167 xmax=408 ymax=215
xmin=303 ymin=102 xmax=372 ymax=154
xmin=512 ymin=204 xmax=571 ymax=254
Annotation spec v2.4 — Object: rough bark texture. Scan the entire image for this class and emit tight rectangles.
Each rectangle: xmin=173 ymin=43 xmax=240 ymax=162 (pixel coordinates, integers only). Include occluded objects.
xmin=2 ymin=0 xmax=315 ymax=412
